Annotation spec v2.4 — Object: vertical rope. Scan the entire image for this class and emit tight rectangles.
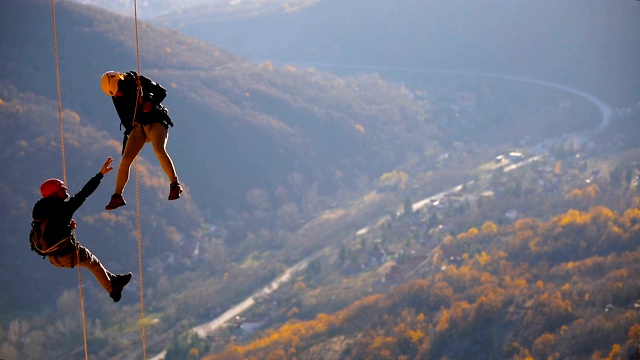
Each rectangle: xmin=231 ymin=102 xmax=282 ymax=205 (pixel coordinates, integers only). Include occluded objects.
xmin=75 ymin=246 xmax=88 ymax=360
xmin=50 ymin=1 xmax=89 ymax=359
xmin=50 ymin=0 xmax=66 ymax=184
xmin=132 ymin=1 xmax=147 ymax=358
xmin=134 ymin=0 xmax=141 ymax=76
xmin=135 ymin=161 xmax=146 ymax=360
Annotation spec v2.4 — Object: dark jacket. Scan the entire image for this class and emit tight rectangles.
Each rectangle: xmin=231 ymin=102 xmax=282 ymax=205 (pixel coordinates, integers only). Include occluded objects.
xmin=112 ymin=71 xmax=171 ymax=132
xmin=32 ymin=173 xmax=104 ymax=254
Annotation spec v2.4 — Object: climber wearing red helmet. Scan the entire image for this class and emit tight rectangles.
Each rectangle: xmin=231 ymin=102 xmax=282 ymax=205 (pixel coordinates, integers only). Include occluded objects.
xmin=31 ymin=157 xmax=132 ymax=302
xmin=40 ymin=178 xmax=68 ymax=198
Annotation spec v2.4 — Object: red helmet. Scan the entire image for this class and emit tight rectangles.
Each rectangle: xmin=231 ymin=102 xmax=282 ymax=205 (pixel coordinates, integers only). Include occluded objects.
xmin=40 ymin=178 xmax=66 ymax=198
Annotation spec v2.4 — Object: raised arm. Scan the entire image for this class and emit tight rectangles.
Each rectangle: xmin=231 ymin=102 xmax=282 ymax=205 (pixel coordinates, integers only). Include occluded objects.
xmin=66 ymin=157 xmax=113 ymax=212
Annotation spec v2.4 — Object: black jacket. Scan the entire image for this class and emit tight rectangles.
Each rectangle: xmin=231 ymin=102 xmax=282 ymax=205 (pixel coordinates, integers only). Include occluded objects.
xmin=112 ymin=71 xmax=170 ymax=132
xmin=32 ymin=173 xmax=104 ymax=250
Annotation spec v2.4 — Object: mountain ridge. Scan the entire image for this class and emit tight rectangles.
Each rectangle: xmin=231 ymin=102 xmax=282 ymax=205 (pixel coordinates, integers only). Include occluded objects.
xmin=0 ymin=0 xmax=438 ymax=218
xmin=152 ymin=0 xmax=640 ymax=107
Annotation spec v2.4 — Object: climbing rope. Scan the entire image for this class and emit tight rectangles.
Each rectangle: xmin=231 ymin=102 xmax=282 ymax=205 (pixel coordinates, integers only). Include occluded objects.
xmin=132 ymin=1 xmax=148 ymax=358
xmin=50 ymin=1 xmax=148 ymax=358
xmin=50 ymin=1 xmax=89 ymax=359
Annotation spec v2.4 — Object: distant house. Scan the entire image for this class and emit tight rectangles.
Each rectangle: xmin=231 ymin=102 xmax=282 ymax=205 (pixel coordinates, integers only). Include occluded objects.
xmin=437 ymin=152 xmax=450 ymax=163
xmin=508 ymin=151 xmax=525 ymax=162
xmin=480 ymin=190 xmax=495 ymax=199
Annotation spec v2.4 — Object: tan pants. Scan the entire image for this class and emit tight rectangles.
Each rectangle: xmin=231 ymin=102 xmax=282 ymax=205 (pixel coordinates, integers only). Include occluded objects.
xmin=115 ymin=123 xmax=178 ymax=195
xmin=48 ymin=244 xmax=114 ymax=293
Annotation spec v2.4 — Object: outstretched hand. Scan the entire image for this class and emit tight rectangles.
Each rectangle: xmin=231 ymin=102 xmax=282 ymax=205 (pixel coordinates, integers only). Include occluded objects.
xmin=100 ymin=157 xmax=115 ymax=175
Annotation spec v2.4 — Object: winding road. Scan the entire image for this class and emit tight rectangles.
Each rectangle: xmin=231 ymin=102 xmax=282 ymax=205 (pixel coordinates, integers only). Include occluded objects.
xmin=148 ymin=68 xmax=612 ymax=359
xmin=291 ymin=63 xmax=613 ymax=132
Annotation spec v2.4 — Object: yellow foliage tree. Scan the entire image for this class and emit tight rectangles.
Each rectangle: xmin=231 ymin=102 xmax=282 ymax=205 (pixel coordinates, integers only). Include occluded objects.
xmin=532 ymin=332 xmax=555 ymax=358
xmin=379 ymin=170 xmax=409 ymax=190
xmin=567 ymin=188 xmax=583 ymax=199
xmin=435 ymin=309 xmax=450 ymax=333
xmin=584 ymin=184 xmax=600 ymax=198
xmin=629 ymin=324 xmax=640 ymax=345
xmin=287 ymin=307 xmax=300 ymax=318
xmin=481 ymin=221 xmax=498 ymax=234
xmin=458 ymin=227 xmax=479 ymax=240
xmin=605 ymin=344 xmax=620 ymax=360
xmin=475 ymin=252 xmax=491 ymax=266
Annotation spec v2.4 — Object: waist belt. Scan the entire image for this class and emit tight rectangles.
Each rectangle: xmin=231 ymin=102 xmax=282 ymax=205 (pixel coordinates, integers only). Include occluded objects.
xmin=42 ymin=233 xmax=77 ymax=256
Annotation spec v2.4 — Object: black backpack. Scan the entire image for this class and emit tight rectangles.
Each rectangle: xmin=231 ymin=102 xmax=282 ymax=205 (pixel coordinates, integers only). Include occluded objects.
xmin=118 ymin=71 xmax=173 ymax=154
xmin=29 ymin=219 xmax=71 ymax=258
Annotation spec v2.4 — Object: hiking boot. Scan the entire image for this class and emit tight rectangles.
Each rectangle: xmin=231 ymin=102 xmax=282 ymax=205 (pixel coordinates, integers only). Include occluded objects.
xmin=109 ymin=272 xmax=132 ymax=303
xmin=168 ymin=182 xmax=182 ymax=200
xmin=105 ymin=194 xmax=126 ymax=210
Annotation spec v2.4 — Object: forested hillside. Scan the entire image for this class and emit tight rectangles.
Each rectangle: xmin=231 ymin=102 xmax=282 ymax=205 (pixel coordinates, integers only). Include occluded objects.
xmin=0 ymin=0 xmax=436 ymax=218
xmin=0 ymin=1 xmax=440 ymax=358
xmin=0 ymin=79 xmax=204 ymax=311
xmin=201 ymin=150 xmax=640 ymax=360
xmin=1 ymin=0 xmax=636 ymax=359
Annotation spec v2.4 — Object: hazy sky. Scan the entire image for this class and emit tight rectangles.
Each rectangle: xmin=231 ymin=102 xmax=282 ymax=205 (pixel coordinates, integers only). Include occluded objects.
xmin=72 ymin=0 xmax=292 ymax=18
xmin=71 ymin=0 xmax=640 ymax=105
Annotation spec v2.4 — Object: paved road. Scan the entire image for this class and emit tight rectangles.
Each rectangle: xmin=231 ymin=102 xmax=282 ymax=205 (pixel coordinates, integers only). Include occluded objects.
xmin=149 ymin=249 xmax=328 ymax=360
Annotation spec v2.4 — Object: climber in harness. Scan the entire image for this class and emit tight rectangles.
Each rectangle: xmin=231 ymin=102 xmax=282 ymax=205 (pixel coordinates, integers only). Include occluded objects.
xmin=31 ymin=157 xmax=132 ymax=302
xmin=100 ymin=70 xmax=183 ymax=210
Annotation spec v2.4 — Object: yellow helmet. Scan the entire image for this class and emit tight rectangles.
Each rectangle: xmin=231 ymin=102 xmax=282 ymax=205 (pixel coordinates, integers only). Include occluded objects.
xmin=100 ymin=71 xmax=124 ymax=96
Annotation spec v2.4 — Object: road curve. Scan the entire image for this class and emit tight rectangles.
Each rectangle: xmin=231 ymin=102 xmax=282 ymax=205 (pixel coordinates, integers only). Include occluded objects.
xmin=286 ymin=63 xmax=613 ymax=133
xmin=149 ymin=66 xmax=612 ymax=360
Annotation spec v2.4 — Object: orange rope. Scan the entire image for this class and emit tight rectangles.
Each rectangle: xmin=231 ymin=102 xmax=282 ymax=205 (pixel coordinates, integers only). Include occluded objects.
xmin=132 ymin=1 xmax=148 ymax=358
xmin=134 ymin=0 xmax=141 ymax=76
xmin=50 ymin=0 xmax=89 ymax=359
xmin=135 ymin=161 xmax=147 ymax=359
xmin=75 ymin=247 xmax=88 ymax=360
xmin=50 ymin=0 xmax=66 ymax=184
